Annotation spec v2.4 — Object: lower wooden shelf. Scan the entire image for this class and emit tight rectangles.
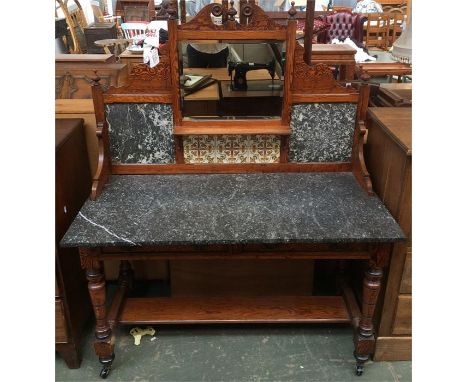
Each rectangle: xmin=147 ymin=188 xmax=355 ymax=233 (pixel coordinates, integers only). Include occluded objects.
xmin=117 ymin=296 xmax=350 ymax=324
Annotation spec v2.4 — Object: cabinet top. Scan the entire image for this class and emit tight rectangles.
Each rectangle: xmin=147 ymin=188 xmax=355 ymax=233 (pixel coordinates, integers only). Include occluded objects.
xmin=55 ymin=118 xmax=83 ymax=151
xmin=368 ymin=107 xmax=412 ymax=155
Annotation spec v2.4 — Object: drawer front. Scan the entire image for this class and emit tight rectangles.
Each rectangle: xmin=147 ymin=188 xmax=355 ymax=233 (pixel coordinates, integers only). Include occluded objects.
xmin=55 ymin=299 xmax=69 ymax=343
xmin=400 ymin=249 xmax=412 ymax=294
xmin=392 ymin=295 xmax=412 ymax=335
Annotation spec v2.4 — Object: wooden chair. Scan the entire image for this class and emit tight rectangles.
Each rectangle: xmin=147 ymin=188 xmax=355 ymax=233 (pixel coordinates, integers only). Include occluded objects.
xmin=56 ymin=0 xmax=88 ymax=53
xmin=363 ymin=13 xmax=390 ymax=50
xmin=120 ymin=22 xmax=148 ymax=39
xmin=90 ymin=0 xmax=124 ymax=38
xmin=387 ymin=8 xmax=406 ymax=46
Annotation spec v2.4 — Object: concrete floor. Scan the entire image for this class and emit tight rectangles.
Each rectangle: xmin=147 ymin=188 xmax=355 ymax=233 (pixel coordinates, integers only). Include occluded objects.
xmin=56 ymin=323 xmax=411 ymax=381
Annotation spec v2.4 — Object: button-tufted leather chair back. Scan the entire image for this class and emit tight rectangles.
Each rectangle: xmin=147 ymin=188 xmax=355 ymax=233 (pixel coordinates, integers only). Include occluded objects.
xmin=317 ymin=11 xmax=364 ymax=43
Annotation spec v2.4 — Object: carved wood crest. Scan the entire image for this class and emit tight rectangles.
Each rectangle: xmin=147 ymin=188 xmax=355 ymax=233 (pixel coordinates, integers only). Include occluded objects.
xmin=292 ymin=43 xmax=351 ymax=94
xmin=107 ymin=45 xmax=172 ymax=94
xmin=179 ymin=3 xmax=286 ymax=31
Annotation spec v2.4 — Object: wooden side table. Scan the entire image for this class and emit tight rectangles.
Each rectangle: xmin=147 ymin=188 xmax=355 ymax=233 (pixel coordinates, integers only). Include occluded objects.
xmin=95 ymin=39 xmax=132 ymax=56
xmin=365 ymin=107 xmax=412 ymax=361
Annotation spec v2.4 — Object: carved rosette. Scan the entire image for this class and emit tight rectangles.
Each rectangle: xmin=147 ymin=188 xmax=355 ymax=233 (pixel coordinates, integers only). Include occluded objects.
xmin=179 ymin=3 xmax=286 ymax=31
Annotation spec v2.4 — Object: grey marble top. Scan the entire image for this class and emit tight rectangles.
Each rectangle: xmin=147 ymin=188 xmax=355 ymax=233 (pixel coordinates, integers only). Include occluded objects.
xmin=61 ymin=173 xmax=405 ymax=248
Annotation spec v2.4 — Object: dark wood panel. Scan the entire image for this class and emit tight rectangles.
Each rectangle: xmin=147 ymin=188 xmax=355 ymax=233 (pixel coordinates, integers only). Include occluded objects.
xmin=374 ymin=337 xmax=412 ymax=361
xmin=111 ymin=162 xmax=353 ymax=174
xmin=392 ymin=295 xmax=411 ymax=335
xmin=119 ymin=296 xmax=350 ymax=324
xmin=170 ymin=260 xmax=314 ymax=297
xmin=55 ymin=299 xmax=69 ymax=343
xmin=55 ymin=119 xmax=93 ymax=368
xmin=400 ymin=250 xmax=412 ymax=294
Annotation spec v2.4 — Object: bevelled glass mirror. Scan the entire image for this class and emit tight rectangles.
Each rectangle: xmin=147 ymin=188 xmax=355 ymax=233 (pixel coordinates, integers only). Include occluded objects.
xmin=179 ymin=39 xmax=286 ymax=120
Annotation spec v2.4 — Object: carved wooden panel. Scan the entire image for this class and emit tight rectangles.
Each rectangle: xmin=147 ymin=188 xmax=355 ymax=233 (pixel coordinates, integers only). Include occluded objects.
xmin=292 ymin=43 xmax=351 ymax=95
xmin=106 ymin=45 xmax=172 ymax=94
xmin=179 ymin=2 xmax=286 ymax=31
xmin=56 ymin=73 xmax=112 ymax=99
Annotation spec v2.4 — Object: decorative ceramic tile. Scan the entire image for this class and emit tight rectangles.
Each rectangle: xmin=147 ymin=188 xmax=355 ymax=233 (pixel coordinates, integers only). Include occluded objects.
xmin=106 ymin=103 xmax=175 ymax=164
xmin=289 ymin=103 xmax=357 ymax=162
xmin=184 ymin=135 xmax=281 ymax=164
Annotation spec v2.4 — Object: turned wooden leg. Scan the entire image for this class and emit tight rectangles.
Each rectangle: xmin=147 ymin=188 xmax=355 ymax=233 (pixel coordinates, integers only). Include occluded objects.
xmin=354 ymin=265 xmax=383 ymax=376
xmin=85 ymin=257 xmax=114 ymax=379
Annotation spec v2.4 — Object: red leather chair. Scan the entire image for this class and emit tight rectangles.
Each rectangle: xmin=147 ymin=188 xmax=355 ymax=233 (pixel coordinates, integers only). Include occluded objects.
xmin=317 ymin=11 xmax=365 ymax=43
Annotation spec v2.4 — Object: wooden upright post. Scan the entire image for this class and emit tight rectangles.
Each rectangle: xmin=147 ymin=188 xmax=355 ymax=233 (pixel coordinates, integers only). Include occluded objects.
xmin=303 ymin=0 xmax=316 ymax=66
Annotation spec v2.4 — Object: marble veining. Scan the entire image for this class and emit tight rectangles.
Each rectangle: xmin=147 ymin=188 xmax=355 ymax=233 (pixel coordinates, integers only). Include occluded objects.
xmin=289 ymin=103 xmax=357 ymax=162
xmin=61 ymin=173 xmax=405 ymax=247
xmin=106 ymin=103 xmax=175 ymax=164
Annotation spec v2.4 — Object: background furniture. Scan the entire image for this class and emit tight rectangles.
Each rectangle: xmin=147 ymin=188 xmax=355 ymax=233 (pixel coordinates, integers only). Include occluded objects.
xmin=56 ymin=17 xmax=69 ymax=53
xmin=84 ymin=22 xmax=118 ymax=53
xmin=55 ymin=99 xmax=99 ymax=176
xmin=116 ymin=0 xmax=156 ymax=21
xmin=317 ymin=11 xmax=364 ymax=43
xmin=55 ymin=118 xmax=93 ymax=368
xmin=94 ymin=38 xmax=131 ymax=55
xmin=370 ymin=83 xmax=411 ymax=107
xmin=364 ymin=107 xmax=412 ymax=361
xmin=56 ymin=0 xmax=89 ymax=53
xmin=387 ymin=8 xmax=406 ymax=46
xmin=120 ymin=21 xmax=148 ymax=39
xmin=363 ymin=13 xmax=390 ymax=50
xmin=55 ymin=54 xmax=128 ymax=99
xmin=356 ymin=60 xmax=412 ymax=82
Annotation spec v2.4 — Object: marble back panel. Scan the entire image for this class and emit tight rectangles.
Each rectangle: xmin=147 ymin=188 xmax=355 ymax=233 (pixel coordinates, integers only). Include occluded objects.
xmin=289 ymin=103 xmax=357 ymax=163
xmin=106 ymin=103 xmax=175 ymax=164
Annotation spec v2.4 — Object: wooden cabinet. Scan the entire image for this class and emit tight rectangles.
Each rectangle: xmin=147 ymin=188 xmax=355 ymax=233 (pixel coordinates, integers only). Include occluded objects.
xmin=56 ymin=119 xmax=93 ymax=368
xmin=364 ymin=107 xmax=412 ymax=361
xmin=84 ymin=22 xmax=118 ymax=54
xmin=116 ymin=0 xmax=155 ymax=21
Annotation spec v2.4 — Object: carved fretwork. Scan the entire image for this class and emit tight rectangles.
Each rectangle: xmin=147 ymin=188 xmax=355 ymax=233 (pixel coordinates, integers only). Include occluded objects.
xmin=292 ymin=43 xmax=350 ymax=94
xmin=55 ymin=73 xmax=77 ymax=99
xmin=179 ymin=3 xmax=286 ymax=31
xmin=106 ymin=45 xmax=172 ymax=94
xmin=55 ymin=73 xmax=111 ymax=99
xmin=79 ymin=248 xmax=101 ymax=270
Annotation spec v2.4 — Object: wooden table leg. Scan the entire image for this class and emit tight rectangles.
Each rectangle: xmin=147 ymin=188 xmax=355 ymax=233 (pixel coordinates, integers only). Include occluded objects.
xmin=339 ymin=64 xmax=355 ymax=81
xmin=353 ymin=264 xmax=383 ymax=376
xmin=81 ymin=249 xmax=115 ymax=379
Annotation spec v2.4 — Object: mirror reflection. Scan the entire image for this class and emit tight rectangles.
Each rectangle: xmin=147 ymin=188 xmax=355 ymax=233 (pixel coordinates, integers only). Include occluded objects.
xmin=179 ymin=40 xmax=285 ymax=119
